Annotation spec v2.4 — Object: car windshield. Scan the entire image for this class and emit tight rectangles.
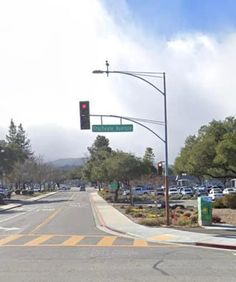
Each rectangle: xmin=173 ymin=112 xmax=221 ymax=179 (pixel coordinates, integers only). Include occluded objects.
xmin=214 ymin=189 xmax=222 ymax=193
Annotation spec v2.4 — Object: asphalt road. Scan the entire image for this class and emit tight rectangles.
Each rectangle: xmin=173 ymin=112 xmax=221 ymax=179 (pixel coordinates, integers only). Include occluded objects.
xmin=0 ymin=188 xmax=235 ymax=282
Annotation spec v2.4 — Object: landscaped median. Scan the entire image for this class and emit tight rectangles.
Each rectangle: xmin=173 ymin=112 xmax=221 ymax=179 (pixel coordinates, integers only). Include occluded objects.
xmin=99 ymin=189 xmax=236 ymax=228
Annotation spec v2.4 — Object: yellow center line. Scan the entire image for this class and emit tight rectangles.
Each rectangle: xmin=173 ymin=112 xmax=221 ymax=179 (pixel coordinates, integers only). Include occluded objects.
xmin=24 ymin=235 xmax=54 ymax=246
xmin=31 ymin=192 xmax=76 ymax=233
xmin=97 ymin=236 xmax=117 ymax=246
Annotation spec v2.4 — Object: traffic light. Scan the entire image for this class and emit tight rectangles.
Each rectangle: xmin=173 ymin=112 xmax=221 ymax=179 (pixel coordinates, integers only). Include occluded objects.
xmin=79 ymin=101 xmax=90 ymax=130
xmin=157 ymin=161 xmax=163 ymax=176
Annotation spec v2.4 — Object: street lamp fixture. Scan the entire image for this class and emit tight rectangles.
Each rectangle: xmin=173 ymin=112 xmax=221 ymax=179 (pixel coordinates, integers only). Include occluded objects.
xmin=92 ymin=61 xmax=170 ymax=225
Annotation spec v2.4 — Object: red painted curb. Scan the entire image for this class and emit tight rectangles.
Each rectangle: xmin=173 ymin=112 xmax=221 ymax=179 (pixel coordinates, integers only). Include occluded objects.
xmin=91 ymin=197 xmax=127 ymax=236
xmin=196 ymin=242 xmax=236 ymax=250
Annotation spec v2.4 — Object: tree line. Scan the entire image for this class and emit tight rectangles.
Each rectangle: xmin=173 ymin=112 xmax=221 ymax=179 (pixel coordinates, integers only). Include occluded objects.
xmin=174 ymin=116 xmax=236 ymax=184
xmin=0 ymin=119 xmax=65 ymax=190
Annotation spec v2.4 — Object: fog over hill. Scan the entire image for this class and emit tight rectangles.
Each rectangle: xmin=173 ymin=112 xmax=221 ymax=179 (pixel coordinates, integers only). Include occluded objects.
xmin=49 ymin=158 xmax=88 ymax=169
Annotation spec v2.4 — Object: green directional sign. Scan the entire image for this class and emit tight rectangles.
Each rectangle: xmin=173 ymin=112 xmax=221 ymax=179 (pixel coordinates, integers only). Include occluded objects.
xmin=92 ymin=124 xmax=133 ymax=132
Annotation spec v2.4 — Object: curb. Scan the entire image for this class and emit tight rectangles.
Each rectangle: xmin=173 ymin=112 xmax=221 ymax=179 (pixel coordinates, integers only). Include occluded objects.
xmin=91 ymin=196 xmax=126 ymax=235
xmin=24 ymin=191 xmax=58 ymax=202
xmin=0 ymin=191 xmax=58 ymax=212
xmin=196 ymin=242 xmax=236 ymax=250
xmin=0 ymin=203 xmax=23 ymax=212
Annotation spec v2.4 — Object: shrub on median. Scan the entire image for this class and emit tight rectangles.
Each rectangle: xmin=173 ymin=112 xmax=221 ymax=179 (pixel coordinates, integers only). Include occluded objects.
xmin=212 ymin=214 xmax=221 ymax=223
xmin=213 ymin=198 xmax=226 ymax=209
xmin=222 ymin=194 xmax=236 ymax=209
xmin=139 ymin=217 xmax=165 ymax=226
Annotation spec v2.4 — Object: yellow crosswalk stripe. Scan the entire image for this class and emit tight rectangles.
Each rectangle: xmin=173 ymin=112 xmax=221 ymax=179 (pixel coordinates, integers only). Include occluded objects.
xmin=0 ymin=234 xmax=180 ymax=248
xmin=61 ymin=235 xmax=85 ymax=246
xmin=0 ymin=234 xmax=22 ymax=245
xmin=133 ymin=239 xmax=148 ymax=247
xmin=97 ymin=236 xmax=117 ymax=246
xmin=24 ymin=235 xmax=54 ymax=246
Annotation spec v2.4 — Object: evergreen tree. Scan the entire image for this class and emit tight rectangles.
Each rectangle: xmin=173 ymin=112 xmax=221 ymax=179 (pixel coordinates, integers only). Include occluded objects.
xmin=143 ymin=147 xmax=157 ymax=175
xmin=6 ymin=119 xmax=17 ymax=144
xmin=6 ymin=119 xmax=32 ymax=163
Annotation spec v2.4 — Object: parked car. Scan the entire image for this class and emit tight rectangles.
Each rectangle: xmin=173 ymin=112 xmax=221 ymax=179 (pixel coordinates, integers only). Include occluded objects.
xmin=193 ymin=186 xmax=208 ymax=196
xmin=0 ymin=186 xmax=12 ymax=200
xmin=80 ymin=184 xmax=86 ymax=191
xmin=223 ymin=188 xmax=236 ymax=195
xmin=59 ymin=185 xmax=71 ymax=191
xmin=123 ymin=185 xmax=152 ymax=196
xmin=179 ymin=187 xmax=193 ymax=196
xmin=168 ymin=188 xmax=179 ymax=196
xmin=154 ymin=187 xmax=164 ymax=196
xmin=208 ymin=188 xmax=223 ymax=200
xmin=33 ymin=187 xmax=41 ymax=192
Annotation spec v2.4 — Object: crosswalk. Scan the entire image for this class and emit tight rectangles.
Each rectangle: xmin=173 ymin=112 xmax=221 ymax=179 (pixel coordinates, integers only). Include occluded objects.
xmin=0 ymin=234 xmax=177 ymax=248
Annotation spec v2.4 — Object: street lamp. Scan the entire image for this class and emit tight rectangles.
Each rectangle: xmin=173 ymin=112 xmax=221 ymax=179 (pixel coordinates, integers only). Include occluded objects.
xmin=92 ymin=61 xmax=170 ymax=225
xmin=0 ymin=149 xmax=5 ymax=186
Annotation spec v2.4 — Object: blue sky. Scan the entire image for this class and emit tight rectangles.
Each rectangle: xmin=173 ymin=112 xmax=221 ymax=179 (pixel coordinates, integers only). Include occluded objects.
xmin=105 ymin=0 xmax=236 ymax=37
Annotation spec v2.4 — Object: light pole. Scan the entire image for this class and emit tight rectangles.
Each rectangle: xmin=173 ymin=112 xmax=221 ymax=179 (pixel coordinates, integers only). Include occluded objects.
xmin=0 ymin=149 xmax=5 ymax=186
xmin=92 ymin=61 xmax=170 ymax=225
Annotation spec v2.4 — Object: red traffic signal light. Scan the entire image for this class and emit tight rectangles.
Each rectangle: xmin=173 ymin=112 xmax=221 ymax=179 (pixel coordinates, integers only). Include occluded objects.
xmin=79 ymin=101 xmax=90 ymax=130
xmin=81 ymin=103 xmax=87 ymax=109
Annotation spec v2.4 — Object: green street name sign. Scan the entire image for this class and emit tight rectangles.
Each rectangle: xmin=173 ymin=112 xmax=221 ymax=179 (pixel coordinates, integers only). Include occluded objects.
xmin=92 ymin=124 xmax=133 ymax=132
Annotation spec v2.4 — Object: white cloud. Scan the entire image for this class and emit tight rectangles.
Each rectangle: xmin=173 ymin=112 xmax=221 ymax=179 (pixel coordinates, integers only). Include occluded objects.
xmin=0 ymin=0 xmax=235 ymax=163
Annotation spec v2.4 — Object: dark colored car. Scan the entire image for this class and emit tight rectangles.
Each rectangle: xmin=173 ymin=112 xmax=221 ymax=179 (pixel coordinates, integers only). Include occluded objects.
xmin=80 ymin=185 xmax=86 ymax=191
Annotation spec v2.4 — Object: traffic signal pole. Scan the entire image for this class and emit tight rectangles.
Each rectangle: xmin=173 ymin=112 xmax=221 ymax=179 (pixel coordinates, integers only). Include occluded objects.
xmin=92 ymin=61 xmax=170 ymax=225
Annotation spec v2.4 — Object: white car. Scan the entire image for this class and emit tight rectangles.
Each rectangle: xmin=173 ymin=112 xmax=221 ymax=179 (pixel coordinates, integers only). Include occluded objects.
xmin=179 ymin=187 xmax=193 ymax=196
xmin=208 ymin=188 xmax=223 ymax=200
xmin=223 ymin=188 xmax=236 ymax=195
xmin=168 ymin=188 xmax=179 ymax=195
xmin=123 ymin=186 xmax=151 ymax=196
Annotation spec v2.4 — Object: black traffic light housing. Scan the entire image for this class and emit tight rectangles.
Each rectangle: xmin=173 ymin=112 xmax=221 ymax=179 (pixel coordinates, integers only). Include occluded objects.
xmin=79 ymin=101 xmax=90 ymax=130
xmin=157 ymin=161 xmax=163 ymax=176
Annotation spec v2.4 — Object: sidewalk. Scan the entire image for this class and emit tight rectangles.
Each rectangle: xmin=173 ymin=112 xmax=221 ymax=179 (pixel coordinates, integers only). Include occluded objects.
xmin=0 ymin=191 xmax=58 ymax=212
xmin=90 ymin=191 xmax=236 ymax=250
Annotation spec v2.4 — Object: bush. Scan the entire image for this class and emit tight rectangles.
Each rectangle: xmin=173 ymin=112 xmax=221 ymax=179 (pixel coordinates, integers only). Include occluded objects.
xmin=212 ymin=214 xmax=221 ymax=223
xmin=138 ymin=205 xmax=143 ymax=209
xmin=133 ymin=213 xmax=144 ymax=218
xmin=222 ymin=194 xmax=236 ymax=209
xmin=175 ymin=208 xmax=184 ymax=215
xmin=183 ymin=211 xmax=192 ymax=217
xmin=146 ymin=214 xmax=157 ymax=219
xmin=105 ymin=195 xmax=113 ymax=202
xmin=213 ymin=198 xmax=226 ymax=209
xmin=139 ymin=217 xmax=165 ymax=226
xmin=190 ymin=215 xmax=198 ymax=224
xmin=125 ymin=206 xmax=133 ymax=214
xmin=176 ymin=218 xmax=192 ymax=226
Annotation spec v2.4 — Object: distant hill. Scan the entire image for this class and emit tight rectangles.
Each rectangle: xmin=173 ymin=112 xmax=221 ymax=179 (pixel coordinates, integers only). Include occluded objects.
xmin=49 ymin=158 xmax=88 ymax=169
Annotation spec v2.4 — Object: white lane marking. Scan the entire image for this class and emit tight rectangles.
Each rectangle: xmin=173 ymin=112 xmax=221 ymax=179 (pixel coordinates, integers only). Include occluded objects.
xmin=233 ymin=253 xmax=236 ymax=256
xmin=0 ymin=226 xmax=20 ymax=231
xmin=0 ymin=212 xmax=27 ymax=223
xmin=35 ymin=208 xmax=55 ymax=212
